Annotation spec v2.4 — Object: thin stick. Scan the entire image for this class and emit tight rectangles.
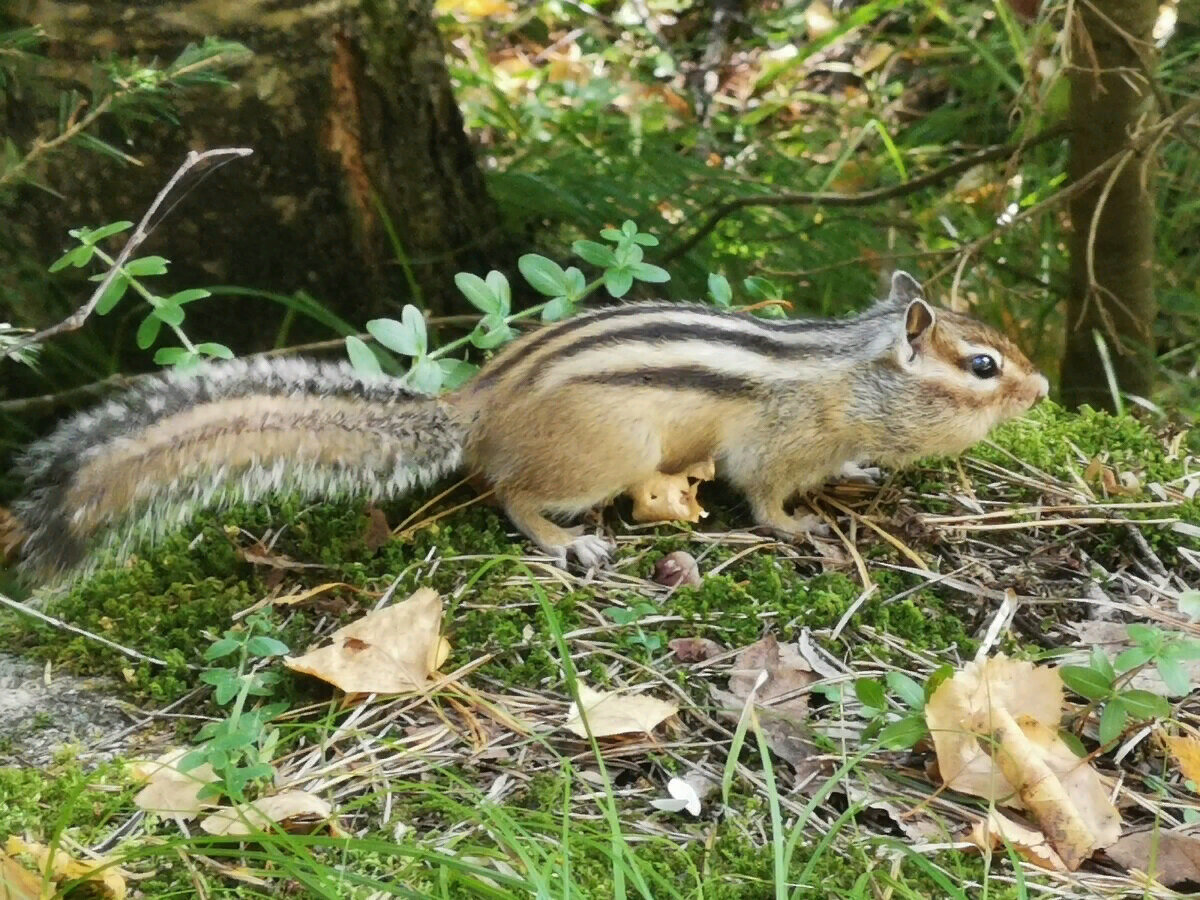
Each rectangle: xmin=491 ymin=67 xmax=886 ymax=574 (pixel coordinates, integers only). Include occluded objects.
xmin=7 ymin=147 xmax=253 ymax=357
xmin=0 ymin=591 xmax=178 ymax=668
xmin=662 ymin=126 xmax=1067 ymax=262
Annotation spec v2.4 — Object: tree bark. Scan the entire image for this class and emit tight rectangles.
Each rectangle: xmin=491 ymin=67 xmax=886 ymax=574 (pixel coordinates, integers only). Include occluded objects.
xmin=4 ymin=0 xmax=508 ymax=366
xmin=1060 ymin=0 xmax=1158 ymax=410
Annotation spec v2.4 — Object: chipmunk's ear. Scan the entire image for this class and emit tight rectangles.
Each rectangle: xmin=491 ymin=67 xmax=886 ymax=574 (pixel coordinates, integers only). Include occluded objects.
xmin=888 ymin=270 xmax=925 ymax=304
xmin=902 ymin=298 xmax=936 ymax=361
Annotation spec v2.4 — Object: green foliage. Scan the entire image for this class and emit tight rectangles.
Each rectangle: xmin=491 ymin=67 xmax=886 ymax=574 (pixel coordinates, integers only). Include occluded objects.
xmin=179 ymin=612 xmax=289 ymax=802
xmin=852 ymin=667 xmax=940 ymax=750
xmin=1058 ymin=621 xmax=1196 ymax=747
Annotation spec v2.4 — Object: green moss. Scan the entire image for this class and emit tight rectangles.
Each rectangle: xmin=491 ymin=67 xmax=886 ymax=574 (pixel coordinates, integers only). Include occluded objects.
xmin=0 ymin=761 xmax=134 ymax=842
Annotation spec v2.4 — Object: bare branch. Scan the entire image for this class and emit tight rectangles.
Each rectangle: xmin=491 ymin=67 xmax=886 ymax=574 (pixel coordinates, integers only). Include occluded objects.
xmin=5 ymin=147 xmax=254 ymax=359
xmin=661 ymin=126 xmax=1068 ymax=263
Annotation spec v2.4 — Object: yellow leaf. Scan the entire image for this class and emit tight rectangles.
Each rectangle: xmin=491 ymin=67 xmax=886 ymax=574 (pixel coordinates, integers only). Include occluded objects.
xmin=4 ymin=837 xmax=126 ymax=899
xmin=564 ymin=684 xmax=677 ymax=738
xmin=200 ymin=790 xmax=333 ymax=836
xmin=1166 ymin=735 xmax=1200 ymax=787
xmin=284 ymin=588 xmax=447 ymax=695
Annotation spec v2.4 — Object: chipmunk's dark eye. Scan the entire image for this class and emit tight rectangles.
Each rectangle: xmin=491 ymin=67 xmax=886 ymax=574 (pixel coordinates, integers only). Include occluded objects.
xmin=969 ymin=354 xmax=998 ymax=379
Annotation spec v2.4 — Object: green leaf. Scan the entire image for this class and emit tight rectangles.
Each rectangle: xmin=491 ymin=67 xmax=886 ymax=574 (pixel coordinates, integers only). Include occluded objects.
xmin=485 ymin=271 xmax=511 ymax=315
xmin=613 ymin=242 xmax=644 ymax=267
xmin=541 ymin=296 xmax=573 ymax=322
xmin=878 ymin=714 xmax=927 ymax=750
xmin=1089 ymin=647 xmax=1116 ymax=683
xmin=246 ymin=636 xmax=289 ymax=658
xmin=630 ymin=262 xmax=670 ymax=284
xmin=1168 ymin=639 xmax=1200 ymax=661
xmin=48 ymin=244 xmax=94 ymax=272
xmin=708 ymin=273 xmax=733 ymax=307
xmin=518 ymin=254 xmax=568 ymax=296
xmin=178 ymin=749 xmax=209 ymax=773
xmin=153 ymin=346 xmax=191 ymax=367
xmin=563 ymin=267 xmax=586 ymax=299
xmin=345 ymin=335 xmax=383 ymax=377
xmin=209 ymin=747 xmax=230 ymax=770
xmin=924 ymin=665 xmax=954 ymax=703
xmin=743 ymin=276 xmax=781 ymax=301
xmin=573 ymin=240 xmax=617 ymax=268
xmin=1178 ymin=590 xmax=1200 ymax=622
xmin=1097 ymin=698 xmax=1127 ymax=746
xmin=1156 ymin=656 xmax=1192 ymax=697
xmin=1058 ymin=665 xmax=1113 ymax=700
xmin=152 ymin=299 xmax=185 ymax=327
xmin=470 ymin=324 xmax=510 ymax=350
xmin=80 ymin=220 xmax=134 ymax=244
xmin=196 ymin=342 xmax=234 ymax=360
xmin=1114 ymin=646 xmax=1155 ymax=672
xmin=210 ymin=730 xmax=255 ymax=753
xmin=1057 ymin=729 xmax=1088 ymax=758
xmin=600 ymin=228 xmax=624 ymax=242
xmin=1118 ymin=689 xmax=1170 ymax=720
xmin=94 ymin=273 xmax=130 ymax=315
xmin=124 ymin=255 xmax=170 ymax=277
xmin=854 ymin=678 xmax=886 ymax=712
xmin=437 ymin=358 xmax=479 ymax=390
xmin=367 ymin=310 xmax=424 ymax=357
xmin=407 ymin=356 xmax=443 ymax=394
xmin=402 ymin=304 xmax=428 ymax=356
xmin=621 ymin=220 xmax=637 ymax=237
xmin=204 ymin=637 xmax=241 ymax=661
xmin=454 ymin=272 xmax=498 ymax=314
xmin=135 ymin=314 xmax=163 ymax=351
xmin=1127 ymin=623 xmax=1162 ymax=648
xmin=886 ymin=672 xmax=926 ymax=711
xmin=165 ymin=288 xmax=212 ymax=305
xmin=632 ymin=232 xmax=659 ymax=247
xmin=604 ymin=267 xmax=634 ymax=298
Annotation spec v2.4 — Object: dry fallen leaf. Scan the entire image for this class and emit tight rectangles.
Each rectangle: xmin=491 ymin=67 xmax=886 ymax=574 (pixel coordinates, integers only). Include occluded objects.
xmin=363 ymin=505 xmax=392 ymax=551
xmin=4 ymin=837 xmax=126 ymax=899
xmin=668 ymin=637 xmax=724 ymax=662
xmin=200 ymin=790 xmax=333 ymax=836
xmin=131 ymin=747 xmax=220 ymax=818
xmin=728 ymin=634 xmax=815 ymax=717
xmin=0 ymin=849 xmax=41 ymax=900
xmin=925 ymin=654 xmax=1120 ymax=869
xmin=1106 ymin=829 xmax=1200 ymax=886
xmin=563 ymin=684 xmax=678 ymax=738
xmin=285 ymin=588 xmax=449 ymax=694
xmin=966 ymin=810 xmax=1068 ymax=871
xmin=627 ymin=459 xmax=714 ymax=524
xmin=805 ymin=0 xmax=837 ymax=38
xmin=1165 ymin=735 xmax=1200 ymax=786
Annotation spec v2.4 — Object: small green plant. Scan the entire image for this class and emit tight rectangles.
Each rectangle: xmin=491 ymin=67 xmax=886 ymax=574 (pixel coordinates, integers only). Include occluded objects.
xmin=180 ymin=612 xmax=290 ymax=803
xmin=346 ymin=218 xmax=673 ymax=385
xmin=602 ymin=601 xmax=664 ymax=653
xmin=48 ymin=222 xmax=234 ymax=370
xmin=854 ymin=665 xmax=951 ymax=750
xmin=1058 ymin=622 xmax=1195 ymax=746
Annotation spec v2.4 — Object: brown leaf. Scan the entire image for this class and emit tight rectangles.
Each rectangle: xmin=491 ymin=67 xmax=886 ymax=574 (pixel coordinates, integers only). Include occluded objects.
xmin=284 ymin=588 xmax=448 ymax=694
xmin=131 ymin=747 xmax=220 ymax=818
xmin=728 ymin=634 xmax=815 ymax=717
xmin=925 ymin=654 xmax=1120 ymax=870
xmin=668 ymin=637 xmax=723 ymax=662
xmin=627 ymin=459 xmax=714 ymax=524
xmin=200 ymin=790 xmax=333 ymax=836
xmin=654 ymin=551 xmax=702 ymax=588
xmin=0 ymin=850 xmax=41 ymax=900
xmin=1106 ymin=829 xmax=1200 ymax=886
xmin=363 ymin=505 xmax=392 ymax=551
xmin=966 ymin=811 xmax=1068 ymax=871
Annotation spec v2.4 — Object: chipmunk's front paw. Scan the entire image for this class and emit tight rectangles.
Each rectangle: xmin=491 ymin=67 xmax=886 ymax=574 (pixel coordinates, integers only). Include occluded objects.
xmin=836 ymin=461 xmax=882 ymax=483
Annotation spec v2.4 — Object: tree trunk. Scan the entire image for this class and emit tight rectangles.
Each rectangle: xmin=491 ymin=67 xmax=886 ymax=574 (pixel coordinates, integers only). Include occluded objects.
xmin=1059 ymin=0 xmax=1158 ymax=411
xmin=5 ymin=0 xmax=508 ymax=364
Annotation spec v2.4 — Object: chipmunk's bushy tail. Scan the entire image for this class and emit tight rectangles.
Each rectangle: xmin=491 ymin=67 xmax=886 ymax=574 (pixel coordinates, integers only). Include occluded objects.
xmin=12 ymin=357 xmax=467 ymax=581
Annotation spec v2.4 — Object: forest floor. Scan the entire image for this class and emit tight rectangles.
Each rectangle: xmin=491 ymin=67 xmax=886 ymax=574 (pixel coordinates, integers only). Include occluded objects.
xmin=0 ymin=401 xmax=1198 ymax=898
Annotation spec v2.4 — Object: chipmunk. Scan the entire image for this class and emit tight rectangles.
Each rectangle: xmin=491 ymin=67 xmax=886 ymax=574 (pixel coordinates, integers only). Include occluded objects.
xmin=11 ymin=271 xmax=1048 ymax=580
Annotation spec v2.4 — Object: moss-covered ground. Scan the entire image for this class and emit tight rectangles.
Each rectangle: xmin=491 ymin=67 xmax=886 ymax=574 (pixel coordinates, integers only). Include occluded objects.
xmin=0 ymin=402 xmax=1195 ymax=897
